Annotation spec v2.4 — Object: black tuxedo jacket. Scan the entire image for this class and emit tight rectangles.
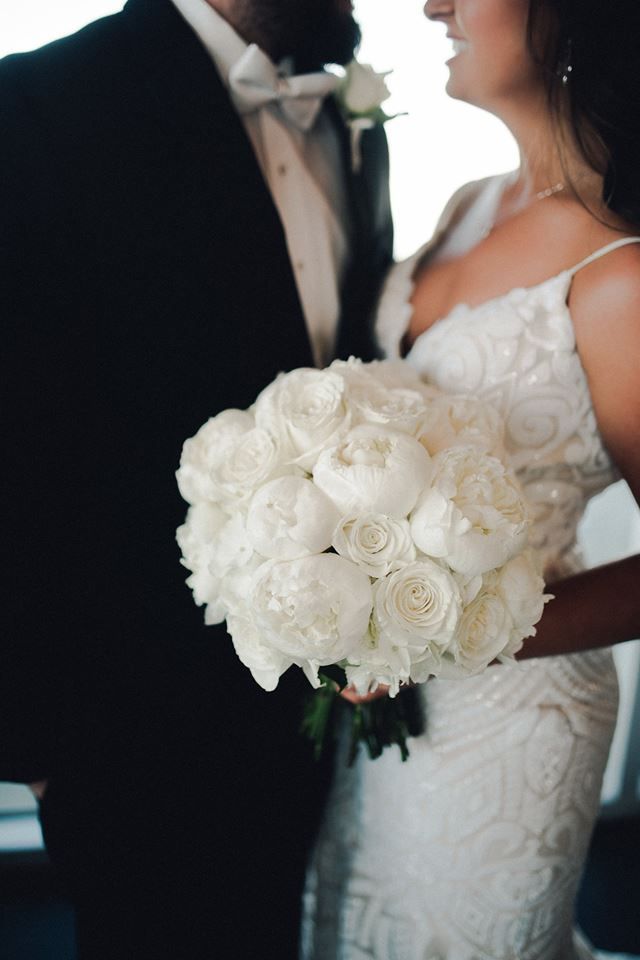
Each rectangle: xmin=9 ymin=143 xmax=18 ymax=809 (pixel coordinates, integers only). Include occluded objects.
xmin=1 ymin=0 xmax=392 ymax=954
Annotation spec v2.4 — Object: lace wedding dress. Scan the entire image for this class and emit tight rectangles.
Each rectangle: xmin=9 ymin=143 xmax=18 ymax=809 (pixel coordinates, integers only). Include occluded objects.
xmin=302 ymin=176 xmax=640 ymax=960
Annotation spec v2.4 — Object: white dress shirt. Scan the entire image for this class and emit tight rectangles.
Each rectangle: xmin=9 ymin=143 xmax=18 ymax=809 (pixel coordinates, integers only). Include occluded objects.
xmin=170 ymin=0 xmax=351 ymax=367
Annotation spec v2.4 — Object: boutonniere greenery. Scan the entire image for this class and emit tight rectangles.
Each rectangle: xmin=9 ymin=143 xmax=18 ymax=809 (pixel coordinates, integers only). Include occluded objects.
xmin=335 ymin=61 xmax=403 ymax=172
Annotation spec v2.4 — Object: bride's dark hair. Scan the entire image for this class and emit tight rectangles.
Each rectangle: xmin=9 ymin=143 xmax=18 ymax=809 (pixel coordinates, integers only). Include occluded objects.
xmin=527 ymin=0 xmax=640 ymax=229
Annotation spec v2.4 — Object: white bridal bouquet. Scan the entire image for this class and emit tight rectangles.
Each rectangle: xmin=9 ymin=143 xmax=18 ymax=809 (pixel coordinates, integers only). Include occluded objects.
xmin=176 ymin=359 xmax=550 ymax=762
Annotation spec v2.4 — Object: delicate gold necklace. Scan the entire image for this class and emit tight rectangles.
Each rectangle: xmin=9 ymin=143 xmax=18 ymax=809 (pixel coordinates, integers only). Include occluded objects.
xmin=480 ymin=181 xmax=565 ymax=240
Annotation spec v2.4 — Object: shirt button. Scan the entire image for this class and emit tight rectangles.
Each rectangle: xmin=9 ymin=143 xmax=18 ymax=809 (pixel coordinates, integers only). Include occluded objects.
xmin=277 ymin=163 xmax=287 ymax=176
xmin=296 ymin=261 xmax=304 ymax=271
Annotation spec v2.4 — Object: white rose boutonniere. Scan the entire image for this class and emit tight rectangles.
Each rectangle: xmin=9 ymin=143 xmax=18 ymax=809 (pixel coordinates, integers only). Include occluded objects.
xmin=335 ymin=61 xmax=402 ymax=172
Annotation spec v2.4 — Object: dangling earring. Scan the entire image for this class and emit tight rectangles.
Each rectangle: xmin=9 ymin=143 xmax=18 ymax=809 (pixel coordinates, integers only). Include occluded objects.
xmin=558 ymin=38 xmax=573 ymax=86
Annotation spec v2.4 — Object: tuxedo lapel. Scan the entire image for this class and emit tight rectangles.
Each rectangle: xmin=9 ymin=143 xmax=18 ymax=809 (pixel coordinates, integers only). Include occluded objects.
xmin=120 ymin=0 xmax=313 ymax=368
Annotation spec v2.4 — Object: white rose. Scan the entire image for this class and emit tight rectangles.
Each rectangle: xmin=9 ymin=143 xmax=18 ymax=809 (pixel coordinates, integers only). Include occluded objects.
xmin=254 ymin=368 xmax=351 ymax=471
xmin=495 ymin=550 xmax=552 ymax=658
xmin=313 ymin=424 xmax=432 ymax=519
xmin=441 ymin=588 xmax=514 ymax=678
xmin=417 ymin=395 xmax=505 ymax=459
xmin=251 ymin=554 xmax=373 ymax=685
xmin=373 ymin=560 xmax=462 ymax=674
xmin=227 ymin=609 xmax=293 ymax=692
xmin=333 ymin=513 xmax=415 ymax=578
xmin=176 ymin=409 xmax=254 ymax=504
xmin=176 ymin=502 xmax=228 ymax=611
xmin=339 ymin=61 xmax=391 ymax=115
xmin=246 ymin=476 xmax=340 ymax=561
xmin=410 ymin=445 xmax=530 ymax=577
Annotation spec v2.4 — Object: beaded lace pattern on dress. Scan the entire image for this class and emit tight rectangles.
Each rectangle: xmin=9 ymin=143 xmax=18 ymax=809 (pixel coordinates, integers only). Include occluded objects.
xmin=302 ymin=177 xmax=639 ymax=960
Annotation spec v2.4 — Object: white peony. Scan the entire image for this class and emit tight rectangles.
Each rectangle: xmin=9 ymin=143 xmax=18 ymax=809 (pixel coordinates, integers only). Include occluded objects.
xmin=177 ymin=408 xmax=286 ymax=507
xmin=417 ymin=394 xmax=506 ymax=459
xmin=202 ymin=514 xmax=262 ymax=623
xmin=253 ymin=367 xmax=351 ymax=471
xmin=372 ymin=559 xmax=462 ymax=674
xmin=410 ymin=445 xmax=530 ymax=577
xmin=176 ymin=502 xmax=228 ymax=612
xmin=344 ymin=615 xmax=413 ymax=697
xmin=246 ymin=476 xmax=340 ymax=561
xmin=495 ymin=550 xmax=552 ymax=659
xmin=333 ymin=513 xmax=415 ymax=578
xmin=314 ymin=424 xmax=432 ymax=519
xmin=176 ymin=409 xmax=254 ymax=504
xmin=330 ymin=356 xmax=425 ymax=393
xmin=227 ymin=609 xmax=293 ymax=692
xmin=251 ymin=554 xmax=373 ymax=686
xmin=350 ymin=383 xmax=428 ymax=436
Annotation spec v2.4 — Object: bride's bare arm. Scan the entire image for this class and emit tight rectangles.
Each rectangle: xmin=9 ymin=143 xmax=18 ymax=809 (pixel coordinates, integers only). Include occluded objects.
xmin=520 ymin=242 xmax=640 ymax=660
xmin=517 ymin=554 xmax=640 ymax=659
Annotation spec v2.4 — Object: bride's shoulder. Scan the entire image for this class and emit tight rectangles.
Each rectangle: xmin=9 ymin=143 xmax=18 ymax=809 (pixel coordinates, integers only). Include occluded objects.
xmin=569 ymin=236 xmax=640 ymax=469
xmin=570 ymin=235 xmax=640 ymax=330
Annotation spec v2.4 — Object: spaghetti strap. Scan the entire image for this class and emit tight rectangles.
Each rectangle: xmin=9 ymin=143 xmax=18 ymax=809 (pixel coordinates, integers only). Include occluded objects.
xmin=567 ymin=236 xmax=640 ymax=277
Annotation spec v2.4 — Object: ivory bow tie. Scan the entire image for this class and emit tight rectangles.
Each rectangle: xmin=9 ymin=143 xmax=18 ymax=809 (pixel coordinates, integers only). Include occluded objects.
xmin=229 ymin=44 xmax=339 ymax=132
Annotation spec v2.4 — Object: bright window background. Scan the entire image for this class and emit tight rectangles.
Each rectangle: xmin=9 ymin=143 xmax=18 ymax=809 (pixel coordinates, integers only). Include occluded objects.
xmin=0 ymin=0 xmax=638 ymax=844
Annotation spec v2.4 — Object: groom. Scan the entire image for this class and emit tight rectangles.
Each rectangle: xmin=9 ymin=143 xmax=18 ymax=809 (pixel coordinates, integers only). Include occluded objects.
xmin=0 ymin=0 xmax=392 ymax=956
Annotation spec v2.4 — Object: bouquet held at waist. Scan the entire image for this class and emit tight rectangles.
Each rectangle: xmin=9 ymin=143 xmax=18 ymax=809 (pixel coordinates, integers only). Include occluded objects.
xmin=176 ymin=358 xmax=551 ymax=762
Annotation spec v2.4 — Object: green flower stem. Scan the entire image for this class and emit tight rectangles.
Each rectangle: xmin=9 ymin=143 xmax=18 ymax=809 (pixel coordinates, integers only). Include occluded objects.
xmin=302 ymin=671 xmax=424 ymax=767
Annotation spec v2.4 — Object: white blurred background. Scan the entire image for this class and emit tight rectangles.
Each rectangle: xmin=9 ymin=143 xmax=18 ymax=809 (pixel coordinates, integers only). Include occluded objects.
xmin=0 ymin=0 xmax=638 ymax=848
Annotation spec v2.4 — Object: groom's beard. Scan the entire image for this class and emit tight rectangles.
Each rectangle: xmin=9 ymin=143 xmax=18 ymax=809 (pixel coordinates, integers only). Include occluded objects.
xmin=234 ymin=0 xmax=362 ymax=70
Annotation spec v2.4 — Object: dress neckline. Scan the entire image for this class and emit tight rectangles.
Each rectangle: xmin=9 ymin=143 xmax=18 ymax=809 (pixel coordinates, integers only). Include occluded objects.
xmin=393 ymin=175 xmax=640 ymax=360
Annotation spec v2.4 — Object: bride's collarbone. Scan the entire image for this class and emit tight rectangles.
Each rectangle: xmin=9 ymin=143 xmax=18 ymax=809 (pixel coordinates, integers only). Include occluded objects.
xmin=407 ymin=208 xmax=620 ymax=344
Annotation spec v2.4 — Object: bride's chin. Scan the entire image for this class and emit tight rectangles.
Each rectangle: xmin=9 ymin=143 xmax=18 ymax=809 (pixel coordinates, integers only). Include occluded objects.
xmin=444 ymin=75 xmax=467 ymax=102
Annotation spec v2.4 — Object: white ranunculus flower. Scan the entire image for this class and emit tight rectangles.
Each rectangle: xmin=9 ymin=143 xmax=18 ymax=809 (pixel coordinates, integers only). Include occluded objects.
xmin=227 ymin=609 xmax=293 ymax=692
xmin=176 ymin=502 xmax=228 ymax=611
xmin=254 ymin=368 xmax=351 ymax=471
xmin=246 ymin=476 xmax=340 ymax=560
xmin=333 ymin=513 xmax=415 ymax=578
xmin=373 ymin=560 xmax=462 ymax=670
xmin=441 ymin=588 xmax=514 ymax=678
xmin=176 ymin=409 xmax=254 ymax=504
xmin=410 ymin=445 xmax=530 ymax=577
xmin=251 ymin=554 xmax=373 ymax=685
xmin=313 ymin=424 xmax=432 ymax=519
xmin=495 ymin=550 xmax=552 ymax=659
xmin=339 ymin=61 xmax=391 ymax=116
xmin=417 ymin=395 xmax=506 ymax=459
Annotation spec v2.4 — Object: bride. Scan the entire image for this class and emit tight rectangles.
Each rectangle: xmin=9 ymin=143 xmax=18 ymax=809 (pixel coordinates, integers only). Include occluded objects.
xmin=302 ymin=0 xmax=640 ymax=956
